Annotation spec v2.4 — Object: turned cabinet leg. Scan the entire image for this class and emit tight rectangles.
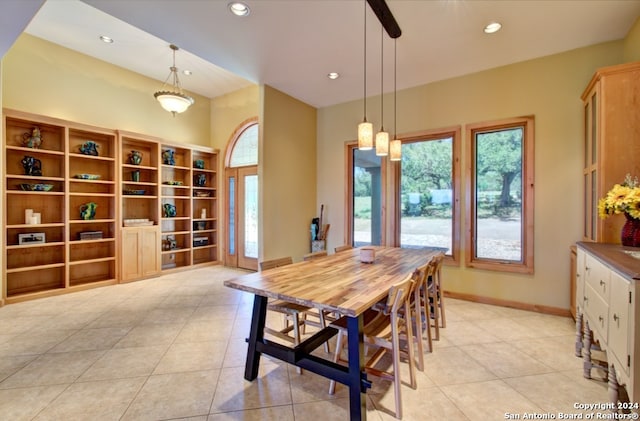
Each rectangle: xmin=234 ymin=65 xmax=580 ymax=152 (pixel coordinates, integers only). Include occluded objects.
xmin=583 ymin=319 xmax=593 ymax=379
xmin=608 ymin=363 xmax=619 ymax=410
xmin=575 ymin=309 xmax=583 ymax=358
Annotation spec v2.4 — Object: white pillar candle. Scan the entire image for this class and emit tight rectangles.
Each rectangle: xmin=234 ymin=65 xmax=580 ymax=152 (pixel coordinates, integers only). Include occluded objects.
xmin=34 ymin=213 xmax=41 ymax=224
xmin=25 ymin=209 xmax=33 ymax=224
xmin=30 ymin=216 xmax=38 ymax=225
xmin=201 ymin=208 xmax=206 ymax=219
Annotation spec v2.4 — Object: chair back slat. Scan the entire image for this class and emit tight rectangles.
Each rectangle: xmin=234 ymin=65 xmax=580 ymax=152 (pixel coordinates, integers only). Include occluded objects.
xmin=334 ymin=245 xmax=353 ymax=253
xmin=303 ymin=250 xmax=327 ymax=261
xmin=259 ymin=256 xmax=293 ymax=271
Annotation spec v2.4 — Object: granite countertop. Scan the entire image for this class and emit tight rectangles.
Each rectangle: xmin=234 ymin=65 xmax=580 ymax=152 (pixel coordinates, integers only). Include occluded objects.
xmin=577 ymin=242 xmax=640 ymax=280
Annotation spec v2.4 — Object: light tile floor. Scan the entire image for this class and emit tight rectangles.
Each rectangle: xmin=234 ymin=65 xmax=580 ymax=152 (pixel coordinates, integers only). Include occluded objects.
xmin=0 ymin=266 xmax=613 ymax=420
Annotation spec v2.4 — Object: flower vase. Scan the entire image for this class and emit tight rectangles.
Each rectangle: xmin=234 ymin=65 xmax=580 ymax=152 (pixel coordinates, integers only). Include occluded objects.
xmin=621 ymin=213 xmax=640 ymax=247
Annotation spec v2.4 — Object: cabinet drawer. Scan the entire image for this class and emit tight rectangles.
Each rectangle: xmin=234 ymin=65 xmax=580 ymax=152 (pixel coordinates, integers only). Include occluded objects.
xmin=585 ymin=254 xmax=610 ymax=302
xmin=584 ymin=283 xmax=609 ymax=342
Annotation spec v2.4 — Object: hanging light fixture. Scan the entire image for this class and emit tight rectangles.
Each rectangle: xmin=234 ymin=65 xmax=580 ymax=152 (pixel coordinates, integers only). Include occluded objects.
xmin=154 ymin=44 xmax=194 ymax=116
xmin=358 ymin=1 xmax=373 ymax=150
xmin=375 ymin=26 xmax=389 ymax=157
xmin=390 ymin=38 xmax=402 ymax=161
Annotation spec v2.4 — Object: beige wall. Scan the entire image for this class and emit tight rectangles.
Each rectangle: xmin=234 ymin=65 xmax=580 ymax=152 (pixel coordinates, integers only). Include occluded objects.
xmin=317 ymin=41 xmax=627 ymax=311
xmin=261 ymin=85 xmax=317 ymax=262
xmin=624 ymin=17 xmax=640 ymax=62
xmin=2 ymin=34 xmax=211 ymax=146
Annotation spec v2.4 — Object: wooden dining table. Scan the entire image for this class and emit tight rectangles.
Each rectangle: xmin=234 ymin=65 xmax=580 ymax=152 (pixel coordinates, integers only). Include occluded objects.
xmin=223 ymin=246 xmax=440 ymax=420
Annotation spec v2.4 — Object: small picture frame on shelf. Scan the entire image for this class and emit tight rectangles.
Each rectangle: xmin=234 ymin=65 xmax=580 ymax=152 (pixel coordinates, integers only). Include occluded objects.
xmin=18 ymin=232 xmax=46 ymax=245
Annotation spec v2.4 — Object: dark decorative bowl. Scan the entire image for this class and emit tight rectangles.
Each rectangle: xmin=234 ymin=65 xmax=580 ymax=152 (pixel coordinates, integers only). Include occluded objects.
xmin=20 ymin=183 xmax=53 ymax=191
xmin=123 ymin=189 xmax=146 ymax=195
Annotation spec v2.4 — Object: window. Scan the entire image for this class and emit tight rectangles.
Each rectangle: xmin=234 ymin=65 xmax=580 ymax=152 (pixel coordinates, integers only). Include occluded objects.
xmin=346 ymin=145 xmax=386 ymax=246
xmin=395 ymin=128 xmax=461 ymax=262
xmin=465 ymin=116 xmax=534 ymax=273
xmin=229 ymin=123 xmax=258 ymax=167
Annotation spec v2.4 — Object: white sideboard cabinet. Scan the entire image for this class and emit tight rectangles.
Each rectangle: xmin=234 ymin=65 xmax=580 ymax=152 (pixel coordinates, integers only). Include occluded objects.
xmin=576 ymin=242 xmax=640 ymax=410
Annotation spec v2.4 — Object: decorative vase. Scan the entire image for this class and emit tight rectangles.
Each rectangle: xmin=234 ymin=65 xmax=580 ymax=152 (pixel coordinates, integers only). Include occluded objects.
xmin=621 ymin=213 xmax=640 ymax=247
xmin=162 ymin=149 xmax=175 ymax=166
xmin=22 ymin=127 xmax=42 ymax=148
xmin=129 ymin=150 xmax=142 ymax=165
xmin=80 ymin=202 xmax=97 ymax=220
xmin=21 ymin=155 xmax=42 ymax=176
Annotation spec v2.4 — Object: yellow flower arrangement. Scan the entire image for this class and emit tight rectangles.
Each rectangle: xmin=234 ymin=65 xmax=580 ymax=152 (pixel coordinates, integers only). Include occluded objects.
xmin=598 ymin=174 xmax=640 ymax=220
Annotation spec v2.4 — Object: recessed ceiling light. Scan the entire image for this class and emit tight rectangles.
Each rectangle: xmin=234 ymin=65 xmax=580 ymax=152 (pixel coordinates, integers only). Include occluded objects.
xmin=99 ymin=35 xmax=114 ymax=43
xmin=483 ymin=22 xmax=502 ymax=34
xmin=228 ymin=2 xmax=250 ymax=17
xmin=183 ymin=70 xmax=193 ymax=76
xmin=327 ymin=72 xmax=340 ymax=80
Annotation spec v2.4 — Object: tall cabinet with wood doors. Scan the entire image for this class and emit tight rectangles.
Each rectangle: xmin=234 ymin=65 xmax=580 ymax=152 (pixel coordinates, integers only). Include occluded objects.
xmin=581 ymin=61 xmax=640 ymax=243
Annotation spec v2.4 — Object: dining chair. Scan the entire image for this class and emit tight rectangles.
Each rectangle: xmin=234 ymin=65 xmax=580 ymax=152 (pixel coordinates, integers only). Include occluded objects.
xmin=407 ymin=263 xmax=433 ymax=371
xmin=328 ymin=273 xmax=417 ymax=419
xmin=259 ymin=257 xmax=330 ymax=359
xmin=334 ymin=244 xmax=353 ymax=253
xmin=427 ymin=253 xmax=446 ymax=340
xmin=303 ymin=250 xmax=328 ymax=260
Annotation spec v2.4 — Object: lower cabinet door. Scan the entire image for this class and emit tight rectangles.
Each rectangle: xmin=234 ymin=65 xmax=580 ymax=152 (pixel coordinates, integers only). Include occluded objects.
xmin=609 ymin=271 xmax=631 ymax=377
xmin=121 ymin=228 xmax=141 ymax=281
xmin=140 ymin=227 xmax=160 ymax=277
xmin=121 ymin=227 xmax=159 ymax=281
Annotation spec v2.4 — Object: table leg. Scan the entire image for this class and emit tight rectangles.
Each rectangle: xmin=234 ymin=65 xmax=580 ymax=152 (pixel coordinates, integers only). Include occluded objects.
xmin=244 ymin=295 xmax=268 ymax=381
xmin=347 ymin=314 xmax=368 ymax=420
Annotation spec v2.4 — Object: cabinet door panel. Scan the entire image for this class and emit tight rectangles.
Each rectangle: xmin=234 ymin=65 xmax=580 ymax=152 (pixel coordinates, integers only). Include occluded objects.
xmin=141 ymin=228 xmax=159 ymax=277
xmin=609 ymin=271 xmax=630 ymax=377
xmin=121 ymin=229 xmax=141 ymax=281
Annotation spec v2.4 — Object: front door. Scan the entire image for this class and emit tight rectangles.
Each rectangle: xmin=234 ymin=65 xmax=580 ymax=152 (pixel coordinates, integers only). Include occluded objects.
xmin=225 ymin=166 xmax=258 ymax=270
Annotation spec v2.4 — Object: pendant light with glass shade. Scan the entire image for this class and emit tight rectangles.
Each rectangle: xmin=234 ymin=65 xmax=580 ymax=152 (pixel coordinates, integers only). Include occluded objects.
xmin=375 ymin=26 xmax=389 ymax=157
xmin=357 ymin=1 xmax=373 ymax=150
xmin=389 ymin=38 xmax=402 ymax=161
xmin=154 ymin=44 xmax=195 ymax=116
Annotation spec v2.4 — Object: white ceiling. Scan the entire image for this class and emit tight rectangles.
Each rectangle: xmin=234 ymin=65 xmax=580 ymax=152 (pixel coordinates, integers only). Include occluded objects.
xmin=14 ymin=0 xmax=640 ymax=108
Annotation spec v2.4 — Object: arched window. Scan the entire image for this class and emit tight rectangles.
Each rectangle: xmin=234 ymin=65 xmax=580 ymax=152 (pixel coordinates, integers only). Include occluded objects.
xmin=228 ymin=122 xmax=258 ymax=167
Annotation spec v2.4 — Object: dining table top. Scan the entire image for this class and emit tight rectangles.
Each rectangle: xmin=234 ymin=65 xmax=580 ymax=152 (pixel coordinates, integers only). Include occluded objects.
xmin=224 ymin=246 xmax=441 ymax=317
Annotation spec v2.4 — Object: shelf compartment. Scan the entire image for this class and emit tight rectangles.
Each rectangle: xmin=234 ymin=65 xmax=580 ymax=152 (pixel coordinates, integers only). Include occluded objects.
xmin=5 ymin=117 xmax=65 ymax=152
xmin=8 ymin=196 xmax=64 ymax=226
xmin=69 ymin=196 xmax=115 ymax=221
xmin=69 ymin=181 xmax=116 ymax=195
xmin=6 ymin=225 xmax=64 ymax=246
xmin=69 ymin=157 xmax=115 ymax=183
xmin=69 ymin=260 xmax=116 ymax=287
xmin=6 ymin=148 xmax=65 ymax=178
xmin=193 ymin=245 xmax=217 ymax=265
xmin=69 ymin=221 xmax=116 ymax=242
xmin=7 ymin=266 xmax=65 ymax=297
xmin=123 ymin=198 xmax=158 ymax=224
xmin=161 ymin=232 xmax=190 ymax=252
xmin=6 ymin=244 xmax=65 ymax=270
xmin=161 ymin=145 xmax=191 ymax=168
xmin=162 ymin=249 xmax=191 ymax=270
xmin=161 ymin=218 xmax=191 ymax=234
xmin=6 ymin=176 xmax=65 ymax=193
xmin=70 ymin=240 xmax=116 ymax=262
xmin=68 ymin=128 xmax=116 ymax=159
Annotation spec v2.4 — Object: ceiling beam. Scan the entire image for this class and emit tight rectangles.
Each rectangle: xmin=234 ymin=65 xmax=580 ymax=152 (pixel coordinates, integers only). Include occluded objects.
xmin=366 ymin=0 xmax=402 ymax=38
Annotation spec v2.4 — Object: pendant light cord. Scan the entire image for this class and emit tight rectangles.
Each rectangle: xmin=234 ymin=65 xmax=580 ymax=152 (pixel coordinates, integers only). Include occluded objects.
xmin=394 ymin=38 xmax=397 ymax=138
xmin=380 ymin=26 xmax=384 ymax=130
xmin=363 ymin=0 xmax=367 ymax=120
